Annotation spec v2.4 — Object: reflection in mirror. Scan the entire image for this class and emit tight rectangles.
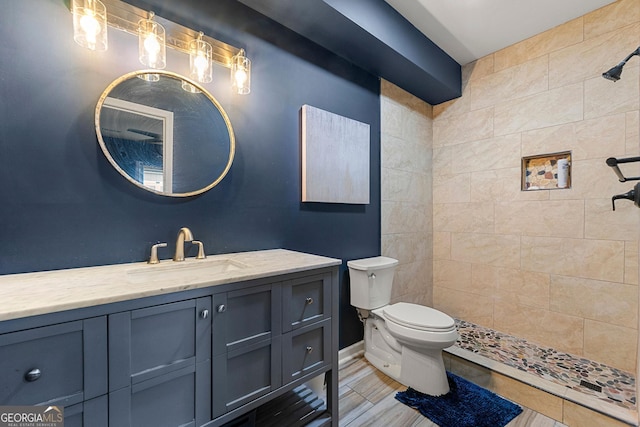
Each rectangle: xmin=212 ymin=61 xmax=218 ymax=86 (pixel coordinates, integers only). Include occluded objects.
xmin=95 ymin=70 xmax=235 ymax=197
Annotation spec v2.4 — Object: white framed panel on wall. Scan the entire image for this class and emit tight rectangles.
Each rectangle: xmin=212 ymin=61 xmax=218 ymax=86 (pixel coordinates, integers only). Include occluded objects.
xmin=301 ymin=105 xmax=370 ymax=204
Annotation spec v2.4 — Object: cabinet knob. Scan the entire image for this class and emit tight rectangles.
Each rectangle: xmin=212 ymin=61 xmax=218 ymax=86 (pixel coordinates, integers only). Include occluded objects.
xmin=25 ymin=368 xmax=41 ymax=382
xmin=216 ymin=304 xmax=226 ymax=313
xmin=306 ymin=346 xmax=313 ymax=354
xmin=200 ymin=309 xmax=209 ymax=319
xmin=305 ymin=297 xmax=313 ymax=305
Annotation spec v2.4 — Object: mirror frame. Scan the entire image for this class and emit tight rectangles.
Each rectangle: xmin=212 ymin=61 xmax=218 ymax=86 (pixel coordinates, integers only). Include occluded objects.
xmin=95 ymin=70 xmax=236 ymax=197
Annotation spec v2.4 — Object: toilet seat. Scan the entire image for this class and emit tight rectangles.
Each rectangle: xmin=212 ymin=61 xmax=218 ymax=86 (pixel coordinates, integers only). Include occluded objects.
xmin=382 ymin=302 xmax=455 ymax=332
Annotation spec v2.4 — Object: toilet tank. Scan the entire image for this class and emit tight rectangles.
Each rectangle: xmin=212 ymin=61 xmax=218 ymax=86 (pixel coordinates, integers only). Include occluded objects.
xmin=347 ymin=256 xmax=398 ymax=310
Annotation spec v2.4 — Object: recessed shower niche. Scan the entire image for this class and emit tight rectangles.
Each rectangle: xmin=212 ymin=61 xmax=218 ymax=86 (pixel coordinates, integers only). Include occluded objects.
xmin=521 ymin=151 xmax=571 ymax=191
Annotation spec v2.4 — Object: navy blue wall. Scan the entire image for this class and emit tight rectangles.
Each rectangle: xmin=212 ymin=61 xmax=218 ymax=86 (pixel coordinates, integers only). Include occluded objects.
xmin=0 ymin=0 xmax=380 ymax=348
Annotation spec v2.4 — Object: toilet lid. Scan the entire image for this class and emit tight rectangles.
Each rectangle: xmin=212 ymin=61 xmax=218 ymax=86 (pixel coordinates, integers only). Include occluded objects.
xmin=383 ymin=302 xmax=455 ymax=332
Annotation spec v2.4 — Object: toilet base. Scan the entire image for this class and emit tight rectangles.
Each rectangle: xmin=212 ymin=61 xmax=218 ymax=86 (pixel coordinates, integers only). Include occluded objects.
xmin=363 ymin=315 xmax=451 ymax=396
xmin=399 ymin=345 xmax=450 ymax=396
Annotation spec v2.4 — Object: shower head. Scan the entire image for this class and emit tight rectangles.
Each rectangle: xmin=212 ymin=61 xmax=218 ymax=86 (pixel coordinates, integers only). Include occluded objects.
xmin=602 ymin=46 xmax=640 ymax=82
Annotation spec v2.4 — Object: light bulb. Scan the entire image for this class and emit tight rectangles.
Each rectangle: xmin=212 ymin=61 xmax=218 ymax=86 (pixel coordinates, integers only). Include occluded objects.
xmin=144 ymin=34 xmax=160 ymax=67
xmin=194 ymin=53 xmax=209 ymax=80
xmin=231 ymin=49 xmax=251 ymax=94
xmin=72 ymin=0 xmax=107 ymax=51
xmin=80 ymin=13 xmax=100 ymax=48
xmin=188 ymin=33 xmax=212 ymax=83
xmin=234 ymin=68 xmax=247 ymax=87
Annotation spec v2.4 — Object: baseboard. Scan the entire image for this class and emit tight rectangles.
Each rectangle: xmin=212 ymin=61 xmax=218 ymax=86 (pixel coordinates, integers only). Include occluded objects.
xmin=338 ymin=340 xmax=364 ymax=368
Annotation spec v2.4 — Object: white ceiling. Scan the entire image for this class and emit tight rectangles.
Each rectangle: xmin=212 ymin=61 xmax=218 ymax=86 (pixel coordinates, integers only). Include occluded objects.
xmin=384 ymin=0 xmax=617 ymax=65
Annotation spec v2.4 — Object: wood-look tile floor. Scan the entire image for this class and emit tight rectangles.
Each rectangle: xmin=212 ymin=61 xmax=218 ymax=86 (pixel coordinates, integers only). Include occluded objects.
xmin=338 ymin=357 xmax=568 ymax=427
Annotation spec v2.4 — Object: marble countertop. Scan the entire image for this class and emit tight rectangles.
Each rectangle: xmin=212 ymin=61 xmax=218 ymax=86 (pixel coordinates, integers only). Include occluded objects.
xmin=0 ymin=249 xmax=342 ymax=322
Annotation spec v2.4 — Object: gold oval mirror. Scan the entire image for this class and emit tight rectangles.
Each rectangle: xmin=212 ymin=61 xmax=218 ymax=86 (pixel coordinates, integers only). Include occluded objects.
xmin=95 ymin=70 xmax=235 ymax=197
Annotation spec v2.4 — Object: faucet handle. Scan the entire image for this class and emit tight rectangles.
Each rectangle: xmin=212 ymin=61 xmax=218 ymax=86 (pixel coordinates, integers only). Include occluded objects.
xmin=192 ymin=241 xmax=206 ymax=259
xmin=148 ymin=242 xmax=167 ymax=264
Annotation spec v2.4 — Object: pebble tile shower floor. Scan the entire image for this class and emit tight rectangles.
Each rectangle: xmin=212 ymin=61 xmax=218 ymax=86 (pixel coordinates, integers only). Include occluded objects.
xmin=454 ymin=319 xmax=636 ymax=412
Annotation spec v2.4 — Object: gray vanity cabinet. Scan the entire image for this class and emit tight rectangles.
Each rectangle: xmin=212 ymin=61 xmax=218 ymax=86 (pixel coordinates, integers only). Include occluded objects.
xmin=108 ymin=297 xmax=212 ymax=427
xmin=211 ymin=284 xmax=282 ymax=419
xmin=0 ymin=316 xmax=107 ymax=409
xmin=64 ymin=395 xmax=109 ymax=427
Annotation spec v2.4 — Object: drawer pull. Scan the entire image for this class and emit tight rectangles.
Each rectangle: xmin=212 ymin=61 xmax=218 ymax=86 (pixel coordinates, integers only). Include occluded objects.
xmin=305 ymin=297 xmax=313 ymax=305
xmin=200 ymin=309 xmax=209 ymax=319
xmin=25 ymin=368 xmax=41 ymax=382
xmin=216 ymin=304 xmax=226 ymax=313
xmin=306 ymin=346 xmax=313 ymax=354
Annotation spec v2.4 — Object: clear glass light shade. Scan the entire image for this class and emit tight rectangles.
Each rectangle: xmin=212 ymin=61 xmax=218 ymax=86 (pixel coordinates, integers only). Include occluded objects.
xmin=72 ymin=0 xmax=108 ymax=51
xmin=189 ymin=35 xmax=212 ymax=84
xmin=138 ymin=14 xmax=166 ymax=70
xmin=231 ymin=49 xmax=251 ymax=95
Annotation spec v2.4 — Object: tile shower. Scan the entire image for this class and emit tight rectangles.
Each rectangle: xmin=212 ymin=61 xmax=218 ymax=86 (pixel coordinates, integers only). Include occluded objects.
xmin=381 ymin=0 xmax=639 ymax=424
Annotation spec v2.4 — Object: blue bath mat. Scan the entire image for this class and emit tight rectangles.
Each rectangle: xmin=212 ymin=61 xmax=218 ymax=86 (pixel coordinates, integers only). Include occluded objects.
xmin=395 ymin=372 xmax=523 ymax=427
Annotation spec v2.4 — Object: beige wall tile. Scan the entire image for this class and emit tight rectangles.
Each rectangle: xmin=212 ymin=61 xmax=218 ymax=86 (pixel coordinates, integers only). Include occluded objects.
xmin=549 ymin=158 xmax=629 ymax=201
xmin=433 ymin=286 xmax=494 ymax=326
xmin=585 ymin=198 xmax=640 ymax=240
xmin=521 ymin=236 xmax=625 ymax=282
xmin=433 ymin=231 xmax=451 ymax=260
xmin=583 ymin=320 xmax=638 ymax=372
xmin=432 ymin=145 xmax=453 ymax=174
xmin=563 ymin=400 xmax=632 ymax=427
xmin=451 ymin=133 xmax=521 ymax=174
xmin=381 ymin=201 xmax=429 ymax=235
xmin=433 ymin=202 xmax=494 ymax=233
xmin=433 ymin=107 xmax=494 ymax=147
xmin=382 ymin=168 xmax=428 ymax=203
xmin=585 ymin=63 xmax=639 ymax=120
xmin=390 ymin=260 xmax=431 ymax=303
xmin=521 ymin=123 xmax=576 ymax=158
xmin=550 ymin=275 xmax=638 ymax=328
xmin=469 ymin=55 xmax=549 ymax=111
xmin=625 ymin=110 xmax=639 ymax=156
xmin=433 ymin=173 xmax=471 ymax=203
xmin=494 ymin=83 xmax=583 ymax=136
xmin=574 ymin=114 xmax=627 ymax=160
xmin=494 ymin=200 xmax=585 ymax=238
xmin=491 ymin=374 xmax=565 ymax=422
xmin=433 ymin=259 xmax=472 ymax=292
xmin=496 ymin=268 xmax=550 ymax=309
xmin=471 ymin=264 xmax=499 ymax=297
xmin=549 ymin=23 xmax=640 ymax=89
xmin=494 ymin=17 xmax=583 ymax=72
xmin=451 ymin=232 xmax=521 ymax=268
xmin=382 ymin=232 xmax=430 ymax=267
xmin=448 ymin=356 xmax=567 ymax=422
xmin=470 ymin=168 xmax=550 ymax=203
xmin=624 ymin=240 xmax=638 ymax=285
xmin=494 ymin=303 xmax=584 ymax=354
xmin=584 ymin=0 xmax=640 ymax=40
xmin=464 ymin=55 xmax=495 ymax=84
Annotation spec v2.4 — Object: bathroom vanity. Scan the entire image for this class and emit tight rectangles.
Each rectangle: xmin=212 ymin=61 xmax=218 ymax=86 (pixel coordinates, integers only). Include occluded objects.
xmin=0 ymin=249 xmax=341 ymax=427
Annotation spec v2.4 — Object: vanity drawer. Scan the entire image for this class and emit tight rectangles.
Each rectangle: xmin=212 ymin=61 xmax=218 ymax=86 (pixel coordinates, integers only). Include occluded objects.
xmin=282 ymin=273 xmax=331 ymax=332
xmin=282 ymin=319 xmax=331 ymax=383
xmin=0 ymin=317 xmax=107 ymax=406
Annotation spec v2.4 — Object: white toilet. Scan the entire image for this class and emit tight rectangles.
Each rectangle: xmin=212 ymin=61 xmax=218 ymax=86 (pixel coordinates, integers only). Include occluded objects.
xmin=347 ymin=256 xmax=458 ymax=396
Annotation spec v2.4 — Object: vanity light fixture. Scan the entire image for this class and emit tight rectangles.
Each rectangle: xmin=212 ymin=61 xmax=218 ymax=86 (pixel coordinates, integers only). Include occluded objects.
xmin=72 ymin=0 xmax=108 ymax=51
xmin=231 ymin=49 xmax=251 ymax=95
xmin=69 ymin=0 xmax=251 ymax=94
xmin=138 ymin=12 xmax=166 ymax=70
xmin=189 ymin=32 xmax=213 ymax=84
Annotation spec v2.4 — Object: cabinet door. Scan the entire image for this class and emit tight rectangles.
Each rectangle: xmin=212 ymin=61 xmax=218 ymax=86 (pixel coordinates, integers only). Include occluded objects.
xmin=0 ymin=316 xmax=107 ymax=407
xmin=64 ymin=395 xmax=108 ymax=427
xmin=110 ymin=363 xmax=209 ymax=427
xmin=212 ymin=336 xmax=282 ymax=418
xmin=212 ymin=284 xmax=281 ymax=355
xmin=282 ymin=319 xmax=331 ymax=384
xmin=109 ymin=297 xmax=212 ymax=390
xmin=108 ymin=297 xmax=211 ymax=427
xmin=282 ymin=273 xmax=331 ymax=332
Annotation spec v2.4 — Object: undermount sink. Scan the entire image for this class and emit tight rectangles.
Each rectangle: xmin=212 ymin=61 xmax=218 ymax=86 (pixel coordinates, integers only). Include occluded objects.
xmin=127 ymin=258 xmax=250 ymax=284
